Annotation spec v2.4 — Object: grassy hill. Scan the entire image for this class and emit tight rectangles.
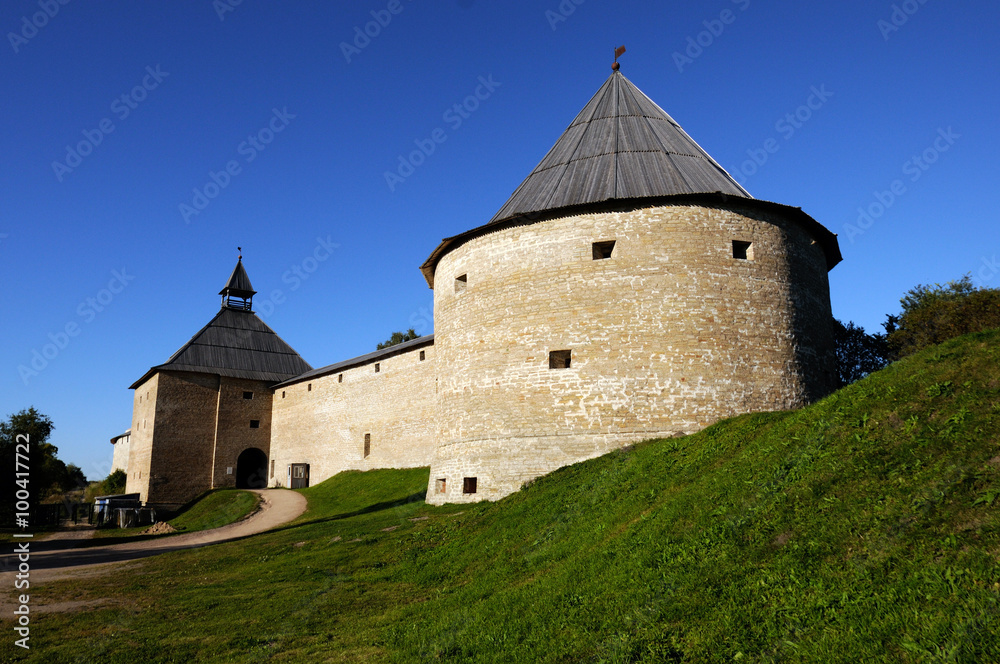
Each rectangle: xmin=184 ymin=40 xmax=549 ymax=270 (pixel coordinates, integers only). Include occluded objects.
xmin=19 ymin=330 xmax=1000 ymax=663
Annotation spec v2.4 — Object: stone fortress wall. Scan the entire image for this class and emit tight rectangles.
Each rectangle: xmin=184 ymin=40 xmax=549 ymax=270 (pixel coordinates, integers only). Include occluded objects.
xmin=120 ymin=70 xmax=842 ymax=509
xmin=269 ymin=338 xmax=437 ymax=489
xmin=110 ymin=430 xmax=131 ymax=474
xmin=426 ymin=201 xmax=836 ymax=504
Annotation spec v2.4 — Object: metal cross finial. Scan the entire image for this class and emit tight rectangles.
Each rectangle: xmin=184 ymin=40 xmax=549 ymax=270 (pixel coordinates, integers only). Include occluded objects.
xmin=238 ymin=246 xmax=242 ymax=260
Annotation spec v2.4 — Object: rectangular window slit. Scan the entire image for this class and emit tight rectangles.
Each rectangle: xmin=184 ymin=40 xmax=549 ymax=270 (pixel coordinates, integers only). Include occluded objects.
xmin=243 ymin=391 xmax=253 ymax=400
xmin=436 ymin=478 xmax=446 ymax=494
xmin=592 ymin=240 xmax=616 ymax=260
xmin=375 ymin=363 xmax=380 ymax=373
xmin=308 ymin=383 xmax=312 ymax=392
xmin=250 ymin=420 xmax=260 ymax=429
xmin=419 ymin=350 xmax=425 ymax=361
xmin=463 ymin=477 xmax=477 ymax=494
xmin=338 ymin=373 xmax=343 ymax=383
xmin=549 ymin=349 xmax=572 ymax=369
xmin=281 ymin=391 xmax=285 ymax=398
xmin=454 ymin=274 xmax=467 ymax=293
xmin=364 ymin=433 xmax=371 ymax=458
xmin=732 ymin=240 xmax=754 ymax=261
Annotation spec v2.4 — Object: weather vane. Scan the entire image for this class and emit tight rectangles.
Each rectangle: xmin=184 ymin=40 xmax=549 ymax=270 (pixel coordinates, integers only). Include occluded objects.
xmin=612 ymin=45 xmax=626 ymax=71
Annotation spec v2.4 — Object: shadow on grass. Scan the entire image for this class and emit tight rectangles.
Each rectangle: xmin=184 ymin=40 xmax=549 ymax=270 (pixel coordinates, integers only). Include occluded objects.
xmin=284 ymin=490 xmax=428 ymax=530
xmin=27 ymin=490 xmax=427 ymax=571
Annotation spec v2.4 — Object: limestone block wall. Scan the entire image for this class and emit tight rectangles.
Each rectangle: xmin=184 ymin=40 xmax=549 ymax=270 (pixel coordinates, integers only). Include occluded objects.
xmin=210 ymin=377 xmax=274 ymax=489
xmin=125 ymin=374 xmax=159 ymax=502
xmin=427 ymin=202 xmax=836 ymax=504
xmin=269 ymin=341 xmax=437 ymax=489
xmin=143 ymin=371 xmax=220 ymax=507
xmin=110 ymin=432 xmax=131 ymax=474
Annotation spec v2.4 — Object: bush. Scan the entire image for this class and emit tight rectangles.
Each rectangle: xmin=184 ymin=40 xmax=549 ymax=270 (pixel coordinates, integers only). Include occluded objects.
xmin=85 ymin=469 xmax=128 ymax=502
xmin=887 ymin=275 xmax=1000 ymax=358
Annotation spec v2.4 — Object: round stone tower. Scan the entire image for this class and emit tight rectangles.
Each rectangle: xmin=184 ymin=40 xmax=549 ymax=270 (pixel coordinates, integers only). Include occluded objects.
xmin=422 ymin=69 xmax=841 ymax=504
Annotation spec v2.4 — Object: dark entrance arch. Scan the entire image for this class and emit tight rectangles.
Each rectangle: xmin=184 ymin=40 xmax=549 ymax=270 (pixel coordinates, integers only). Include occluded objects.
xmin=235 ymin=448 xmax=268 ymax=489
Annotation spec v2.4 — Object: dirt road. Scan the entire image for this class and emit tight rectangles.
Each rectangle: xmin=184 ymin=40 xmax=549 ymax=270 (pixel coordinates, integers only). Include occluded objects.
xmin=1 ymin=489 xmax=307 ymax=589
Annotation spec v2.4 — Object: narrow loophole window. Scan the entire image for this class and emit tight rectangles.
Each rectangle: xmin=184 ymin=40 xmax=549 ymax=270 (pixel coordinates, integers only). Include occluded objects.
xmin=375 ymin=363 xmax=380 ymax=373
xmin=592 ymin=240 xmax=616 ymax=260
xmin=419 ymin=350 xmax=425 ymax=361
xmin=455 ymin=274 xmax=467 ymax=293
xmin=364 ymin=433 xmax=371 ymax=458
xmin=463 ymin=477 xmax=477 ymax=494
xmin=281 ymin=391 xmax=285 ymax=399
xmin=732 ymin=240 xmax=754 ymax=261
xmin=338 ymin=374 xmax=343 ymax=383
xmin=549 ymin=349 xmax=572 ymax=369
xmin=250 ymin=420 xmax=260 ymax=429
xmin=308 ymin=383 xmax=312 ymax=392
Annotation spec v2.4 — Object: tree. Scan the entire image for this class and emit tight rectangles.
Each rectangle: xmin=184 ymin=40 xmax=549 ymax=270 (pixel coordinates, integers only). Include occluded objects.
xmin=376 ymin=328 xmax=419 ymax=350
xmin=833 ymin=319 xmax=890 ymax=387
xmin=886 ymin=275 xmax=1000 ymax=358
xmin=0 ymin=408 xmax=76 ymax=523
xmin=64 ymin=464 xmax=88 ymax=491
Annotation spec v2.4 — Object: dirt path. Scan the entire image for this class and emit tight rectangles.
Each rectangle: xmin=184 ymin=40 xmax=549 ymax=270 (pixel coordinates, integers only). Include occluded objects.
xmin=1 ymin=489 xmax=307 ymax=591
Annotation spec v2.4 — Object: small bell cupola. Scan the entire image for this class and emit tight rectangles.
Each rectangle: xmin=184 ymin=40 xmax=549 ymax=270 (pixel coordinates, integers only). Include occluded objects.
xmin=219 ymin=248 xmax=256 ymax=311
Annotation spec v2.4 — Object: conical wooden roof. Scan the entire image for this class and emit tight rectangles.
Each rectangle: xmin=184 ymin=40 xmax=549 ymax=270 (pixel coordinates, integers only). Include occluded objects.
xmin=489 ymin=70 xmax=750 ymax=223
xmin=219 ymin=257 xmax=256 ymax=297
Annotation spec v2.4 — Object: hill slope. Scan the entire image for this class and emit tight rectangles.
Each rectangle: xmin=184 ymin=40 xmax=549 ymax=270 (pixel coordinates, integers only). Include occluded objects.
xmin=23 ymin=331 xmax=1000 ymax=663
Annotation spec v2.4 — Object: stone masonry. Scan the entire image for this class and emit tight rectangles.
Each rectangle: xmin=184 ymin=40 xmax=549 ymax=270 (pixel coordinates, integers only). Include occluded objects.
xmin=269 ymin=339 xmax=437 ymax=488
xmin=426 ymin=202 xmax=836 ymax=504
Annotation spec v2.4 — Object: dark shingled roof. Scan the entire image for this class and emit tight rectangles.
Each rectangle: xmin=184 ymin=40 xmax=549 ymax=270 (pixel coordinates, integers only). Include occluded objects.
xmin=273 ymin=334 xmax=434 ymax=388
xmin=419 ymin=70 xmax=841 ymax=288
xmin=490 ymin=70 xmax=750 ymax=224
xmin=130 ymin=307 xmax=313 ymax=388
xmin=219 ymin=258 xmax=256 ymax=297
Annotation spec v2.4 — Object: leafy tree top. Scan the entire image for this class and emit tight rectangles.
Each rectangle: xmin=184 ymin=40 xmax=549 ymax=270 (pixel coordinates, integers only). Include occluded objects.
xmin=886 ymin=275 xmax=1000 ymax=358
xmin=377 ymin=328 xmax=419 ymax=350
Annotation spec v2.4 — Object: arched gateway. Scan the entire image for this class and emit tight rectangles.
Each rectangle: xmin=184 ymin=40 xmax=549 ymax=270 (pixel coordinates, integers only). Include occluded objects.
xmin=235 ymin=448 xmax=268 ymax=489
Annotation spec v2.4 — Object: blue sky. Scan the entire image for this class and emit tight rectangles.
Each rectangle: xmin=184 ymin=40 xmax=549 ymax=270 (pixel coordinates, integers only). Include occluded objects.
xmin=1 ymin=0 xmax=997 ymax=479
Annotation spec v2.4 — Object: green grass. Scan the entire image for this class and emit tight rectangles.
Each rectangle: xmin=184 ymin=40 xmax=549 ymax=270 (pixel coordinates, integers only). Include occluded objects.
xmin=13 ymin=330 xmax=1000 ymax=663
xmin=168 ymin=489 xmax=259 ymax=532
xmin=88 ymin=489 xmax=259 ymax=543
